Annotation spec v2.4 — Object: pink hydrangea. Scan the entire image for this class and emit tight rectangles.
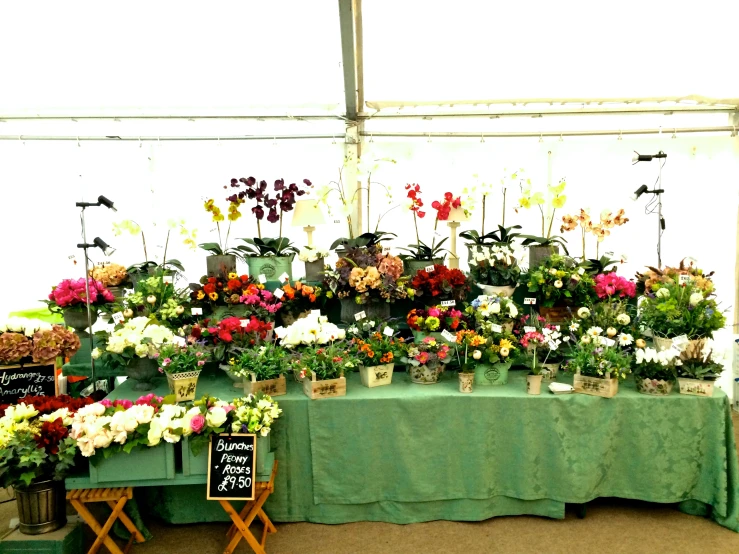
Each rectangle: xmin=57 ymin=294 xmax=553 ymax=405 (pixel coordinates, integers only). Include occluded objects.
xmin=48 ymin=278 xmax=114 ymax=308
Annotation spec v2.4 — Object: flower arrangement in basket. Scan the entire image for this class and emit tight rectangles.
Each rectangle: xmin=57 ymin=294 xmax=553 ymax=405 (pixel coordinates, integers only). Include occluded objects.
xmin=399 ymin=336 xmax=452 ymax=385
xmin=411 ymin=265 xmax=471 ymax=304
xmin=190 ymin=274 xmax=283 ymax=321
xmin=157 ymin=343 xmax=210 ymax=402
xmin=673 ymin=340 xmax=725 ymax=396
xmin=0 ymin=395 xmax=92 ymax=488
xmin=521 ymin=254 xmax=595 ymax=311
xmin=123 ymin=274 xmax=190 ymax=325
xmin=0 ymin=318 xmax=80 ymax=366
xmin=225 ymin=343 xmax=291 ymax=395
xmin=46 ymin=278 xmax=115 ymax=313
xmin=469 ymin=245 xmax=521 ymax=290
xmin=632 ymin=347 xmax=681 ymax=395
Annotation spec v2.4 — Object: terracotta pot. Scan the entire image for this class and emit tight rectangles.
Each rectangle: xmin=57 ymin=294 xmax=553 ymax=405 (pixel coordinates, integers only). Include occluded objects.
xmin=526 ymin=374 xmax=543 ymax=395
xmin=458 ymin=371 xmax=475 ymax=393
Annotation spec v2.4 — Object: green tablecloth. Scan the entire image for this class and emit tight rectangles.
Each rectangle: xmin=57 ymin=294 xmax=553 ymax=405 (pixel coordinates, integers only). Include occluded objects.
xmin=106 ymin=369 xmax=739 ymax=531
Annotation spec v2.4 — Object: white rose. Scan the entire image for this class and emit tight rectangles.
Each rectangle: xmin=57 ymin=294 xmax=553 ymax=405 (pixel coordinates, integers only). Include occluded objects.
xmin=88 ymin=403 xmax=106 ymax=417
xmin=549 ymin=268 xmax=558 ymax=275
xmin=606 ymin=327 xmax=617 ymax=337
xmin=113 ymin=431 xmax=128 ymax=444
xmin=77 ymin=437 xmax=96 ymax=457
xmin=134 ymin=405 xmax=155 ymax=425
xmin=577 ymin=307 xmax=591 ymax=319
xmin=206 ymin=407 xmax=228 ymax=428
xmin=689 ymin=292 xmax=703 ymax=306
xmin=508 ymin=304 xmax=518 ymax=318
xmin=554 ymin=280 xmax=563 ymax=289
xmin=135 ymin=344 xmax=149 ymax=357
xmin=148 ymin=419 xmax=164 ymax=446
xmin=92 ymin=430 xmax=113 ymax=449
xmin=91 ymin=348 xmax=102 ymax=360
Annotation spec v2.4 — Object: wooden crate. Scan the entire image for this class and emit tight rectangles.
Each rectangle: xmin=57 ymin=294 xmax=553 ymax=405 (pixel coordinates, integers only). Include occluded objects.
xmin=573 ymin=373 xmax=618 ymax=398
xmin=246 ymin=373 xmax=287 ymax=397
xmin=678 ymin=378 xmax=714 ymax=397
xmin=359 ymin=363 xmax=394 ymax=388
xmin=303 ymin=374 xmax=346 ymax=399
xmin=89 ymin=443 xmax=175 ymax=484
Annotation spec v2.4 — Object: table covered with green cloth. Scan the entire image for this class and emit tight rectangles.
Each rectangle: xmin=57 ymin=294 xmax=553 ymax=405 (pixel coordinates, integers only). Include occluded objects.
xmin=106 ymin=369 xmax=739 ymax=531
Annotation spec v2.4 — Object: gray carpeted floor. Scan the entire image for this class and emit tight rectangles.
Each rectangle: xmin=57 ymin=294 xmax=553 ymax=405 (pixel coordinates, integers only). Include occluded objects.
xmin=3 ymin=413 xmax=739 ymax=553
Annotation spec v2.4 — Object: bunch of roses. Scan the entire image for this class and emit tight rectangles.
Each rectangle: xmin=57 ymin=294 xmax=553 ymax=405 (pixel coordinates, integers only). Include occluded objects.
xmin=594 ymin=273 xmax=636 ymax=299
xmin=230 ymin=393 xmax=282 ymax=437
xmin=48 ymin=278 xmax=115 ymax=310
xmin=325 ymin=245 xmax=408 ymax=304
xmin=411 ymin=265 xmax=470 ymax=302
xmin=406 ymin=306 xmax=470 ymax=333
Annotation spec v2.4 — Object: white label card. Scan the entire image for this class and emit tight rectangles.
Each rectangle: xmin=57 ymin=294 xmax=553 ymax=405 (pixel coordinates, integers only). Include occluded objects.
xmin=490 ymin=324 xmax=503 ymax=333
xmin=258 ymin=274 xmax=267 ymax=284
xmin=274 ymin=288 xmax=285 ymax=299
xmin=311 ymin=309 xmax=321 ymax=317
xmin=334 ymin=219 xmax=341 ymax=224
xmin=383 ymin=326 xmax=394 ymax=337
xmin=679 ymin=274 xmax=690 ymax=284
xmin=672 ymin=334 xmax=689 ymax=349
xmin=173 ymin=336 xmax=187 ymax=346
xmin=354 ymin=311 xmax=366 ymax=321
xmin=578 ymin=268 xmax=585 ymax=275
xmin=240 ymin=319 xmax=249 ymax=327
xmin=441 ymin=329 xmax=456 ymax=342
xmin=524 ymin=326 xmax=536 ymax=333
xmin=425 ymin=265 xmax=435 ymax=273
xmin=112 ymin=312 xmax=125 ymax=324
xmin=440 ymin=300 xmax=456 ymax=307
xmin=524 ymin=298 xmax=536 ymax=305
xmin=191 ymin=308 xmax=203 ymax=316
xmin=547 ymin=339 xmax=558 ymax=350
xmin=279 ymin=272 xmax=290 ymax=282
xmin=162 ymin=275 xmax=173 ymax=284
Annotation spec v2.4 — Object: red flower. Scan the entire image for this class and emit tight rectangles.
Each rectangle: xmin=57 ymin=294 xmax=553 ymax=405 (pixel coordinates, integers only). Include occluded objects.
xmin=34 ymin=418 xmax=69 ymax=455
xmin=227 ymin=279 xmax=242 ymax=291
xmin=203 ymin=283 xmax=216 ymax=295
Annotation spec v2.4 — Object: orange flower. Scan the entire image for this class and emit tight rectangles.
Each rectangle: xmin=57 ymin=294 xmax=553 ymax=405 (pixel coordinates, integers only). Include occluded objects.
xmin=309 ymin=294 xmax=316 ymax=303
xmin=367 ymin=350 xmax=375 ymax=358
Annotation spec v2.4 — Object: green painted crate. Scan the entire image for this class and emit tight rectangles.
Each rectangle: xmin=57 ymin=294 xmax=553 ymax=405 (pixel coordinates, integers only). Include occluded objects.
xmin=182 ymin=435 xmax=271 ymax=477
xmin=89 ymin=443 xmax=175 ymax=484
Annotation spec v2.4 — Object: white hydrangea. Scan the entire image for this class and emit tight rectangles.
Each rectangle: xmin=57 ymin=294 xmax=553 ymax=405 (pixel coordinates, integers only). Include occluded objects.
xmin=298 ymin=247 xmax=329 ymax=263
xmin=274 ymin=313 xmax=345 ymax=347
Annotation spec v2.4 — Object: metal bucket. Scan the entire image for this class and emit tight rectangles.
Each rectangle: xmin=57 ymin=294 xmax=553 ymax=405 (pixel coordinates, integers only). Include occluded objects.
xmin=14 ymin=479 xmax=67 ymax=535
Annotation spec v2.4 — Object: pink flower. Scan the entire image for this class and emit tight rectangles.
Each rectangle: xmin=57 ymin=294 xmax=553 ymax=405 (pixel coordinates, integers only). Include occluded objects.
xmin=416 ymin=351 xmax=430 ymax=364
xmin=197 ymin=360 xmax=205 ymax=366
xmin=428 ymin=307 xmax=441 ymax=317
xmin=114 ymin=399 xmax=133 ymax=409
xmin=162 ymin=358 xmax=171 ymax=366
xmin=100 ymin=399 xmax=113 ymax=408
xmin=190 ymin=414 xmax=206 ymax=433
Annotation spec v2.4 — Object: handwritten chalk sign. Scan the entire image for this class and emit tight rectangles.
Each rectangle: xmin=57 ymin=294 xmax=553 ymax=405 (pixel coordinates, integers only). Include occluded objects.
xmin=0 ymin=362 xmax=56 ymax=405
xmin=207 ymin=434 xmax=256 ymax=501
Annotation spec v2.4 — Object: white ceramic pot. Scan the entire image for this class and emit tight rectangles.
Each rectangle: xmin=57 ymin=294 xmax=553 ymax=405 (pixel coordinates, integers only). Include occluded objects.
xmin=476 ymin=284 xmax=516 ymax=298
xmin=526 ymin=374 xmax=543 ymax=395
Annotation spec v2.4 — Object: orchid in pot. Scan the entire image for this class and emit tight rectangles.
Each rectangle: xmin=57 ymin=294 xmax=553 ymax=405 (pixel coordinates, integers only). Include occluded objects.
xmin=560 ymin=208 xmax=629 ymax=261
xmin=397 ymin=184 xmax=448 ymax=272
xmin=399 ymin=336 xmax=452 ymax=385
xmin=517 ymin=178 xmax=569 ymax=266
xmin=469 ymin=244 xmax=521 ymax=297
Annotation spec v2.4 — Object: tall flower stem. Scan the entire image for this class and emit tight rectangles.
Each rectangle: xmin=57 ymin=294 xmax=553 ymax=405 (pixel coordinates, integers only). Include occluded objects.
xmin=546 ymin=208 xmax=556 ymax=239
xmin=141 ymin=232 xmax=148 ymax=262
xmin=581 ymin=226 xmax=586 ymax=260
xmin=256 ymin=219 xmax=262 ymax=240
xmin=538 ymin=205 xmax=545 ymax=236
xmin=481 ymin=195 xmax=486 ymax=236
xmin=413 ymin=211 xmax=421 ymax=251
xmin=501 ymin=188 xmax=507 ymax=227
xmin=216 ymin=222 xmax=223 ymax=251
xmin=224 ymin=222 xmax=231 ymax=252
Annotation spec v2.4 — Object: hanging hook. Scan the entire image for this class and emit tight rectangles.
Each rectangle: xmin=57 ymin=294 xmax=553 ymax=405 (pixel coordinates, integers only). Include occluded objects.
xmin=480 ymin=133 xmax=485 ymax=143
xmin=732 ymin=126 xmax=737 ymax=137
xmin=672 ymin=128 xmax=677 ymax=139
xmin=618 ymin=130 xmax=622 ymax=141
xmin=427 ymin=132 xmax=432 ymax=143
xmin=539 ymin=134 xmax=543 ymax=143
xmin=559 ymin=133 xmax=563 ymax=142
xmin=369 ymin=133 xmax=374 ymax=143
xmin=138 ymin=137 xmax=142 ymax=148
xmin=331 ymin=135 xmax=336 ymax=144
xmin=77 ymin=136 xmax=80 ymax=148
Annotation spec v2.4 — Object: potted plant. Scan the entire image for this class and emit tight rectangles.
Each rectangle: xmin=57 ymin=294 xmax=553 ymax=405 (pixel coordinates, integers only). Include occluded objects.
xmin=226 ymin=343 xmax=290 ymax=396
xmin=675 ymin=340 xmax=724 ymax=397
xmin=274 ymin=313 xmax=346 ymax=381
xmin=519 ymin=329 xmax=547 ymax=394
xmin=461 ymin=225 xmax=523 ymax=264
xmin=636 ymin=257 xmax=714 ymax=297
xmin=88 ymin=262 xmax=129 ymax=301
xmin=632 ymin=347 xmax=680 ymax=395
xmin=538 ymin=324 xmax=568 ymax=381
xmin=399 ymin=336 xmax=453 ymax=384
xmin=123 ymin=273 xmax=191 ymax=327
xmin=469 ymin=244 xmax=521 ymax=297
xmin=406 ymin=305 xmax=470 ymax=344
xmin=93 ymin=317 xmax=174 ymax=390
xmin=237 ymin=237 xmax=300 ymax=282
xmin=0 ymin=319 xmax=80 ymax=367
xmin=397 ymin=184 xmax=448 ymax=274
xmin=348 ymin=324 xmax=403 ymax=388
xmin=127 ymin=259 xmax=186 ymax=288
xmin=410 ymin=264 xmax=471 ymax=306
xmin=298 ymin=246 xmax=330 ymax=282
xmin=563 ymin=330 xmax=631 ymax=397
xmin=46 ymin=278 xmax=116 ymax=332
xmin=465 ymin=294 xmax=519 ymax=335
xmin=517 ymin=178 xmax=569 ymax=267
xmin=0 ymin=396 xmax=92 ymax=534
xmin=639 ymin=277 xmax=726 ymax=359
xmin=199 ymin=195 xmax=244 ymax=277
xmin=279 ymin=281 xmax=324 ymax=326
xmin=454 ymin=330 xmax=486 ymax=393
xmin=157 ymin=342 xmax=210 ymax=402
xmin=520 ymin=254 xmax=595 ymax=323
xmin=477 ymin=335 xmax=517 ymax=386
xmin=560 ymin=208 xmax=629 ymax=261
xmin=323 ymin=245 xmax=409 ymax=324
xmin=292 ymin=342 xmax=357 ymax=399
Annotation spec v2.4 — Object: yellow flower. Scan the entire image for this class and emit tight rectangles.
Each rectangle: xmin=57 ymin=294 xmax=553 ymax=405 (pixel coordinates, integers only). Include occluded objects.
xmin=228 ymin=273 xmax=238 ymax=280
xmin=204 ymin=199 xmax=215 ymax=212
xmin=196 ymin=290 xmax=205 ymax=300
xmin=499 ymin=338 xmax=514 ymax=350
xmin=551 ymin=194 xmax=566 ymax=209
xmin=208 ymin=292 xmax=218 ymax=301
xmin=212 ymin=211 xmax=225 ymax=223
xmin=549 ymin=180 xmax=566 ymax=195
xmin=530 ymin=192 xmax=545 ymax=205
xmin=519 ymin=196 xmax=531 ymax=209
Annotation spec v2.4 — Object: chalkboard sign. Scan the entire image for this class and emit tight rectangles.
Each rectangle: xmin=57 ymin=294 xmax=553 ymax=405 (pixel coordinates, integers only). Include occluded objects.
xmin=0 ymin=363 xmax=57 ymax=405
xmin=207 ymin=433 xmax=256 ymax=501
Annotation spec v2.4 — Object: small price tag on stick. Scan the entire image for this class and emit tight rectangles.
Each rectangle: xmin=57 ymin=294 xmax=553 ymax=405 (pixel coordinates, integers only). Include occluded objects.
xmin=258 ymin=274 xmax=267 ymax=284
xmin=311 ymin=309 xmax=321 ymax=317
xmin=162 ymin=275 xmax=173 ymax=284
xmin=547 ymin=339 xmax=558 ymax=350
xmin=425 ymin=265 xmax=435 ymax=273
xmin=679 ymin=274 xmax=690 ymax=284
xmin=490 ymin=324 xmax=503 ymax=333
xmin=274 ymin=288 xmax=285 ymax=299
xmin=440 ymin=300 xmax=456 ymax=307
xmin=383 ymin=326 xmax=394 ymax=337
xmin=240 ymin=319 xmax=249 ymax=327
xmin=354 ymin=311 xmax=366 ymax=321
xmin=441 ymin=329 xmax=456 ymax=342
xmin=191 ymin=308 xmax=203 ymax=316
xmin=524 ymin=298 xmax=537 ymax=305
xmin=578 ymin=267 xmax=586 ymax=276
xmin=279 ymin=272 xmax=290 ymax=282
xmin=112 ymin=312 xmax=125 ymax=324
xmin=523 ymin=326 xmax=536 ymax=333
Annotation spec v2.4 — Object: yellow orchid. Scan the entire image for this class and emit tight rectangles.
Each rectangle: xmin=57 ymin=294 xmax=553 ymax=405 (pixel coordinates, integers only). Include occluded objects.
xmin=552 ymin=194 xmax=567 ymax=209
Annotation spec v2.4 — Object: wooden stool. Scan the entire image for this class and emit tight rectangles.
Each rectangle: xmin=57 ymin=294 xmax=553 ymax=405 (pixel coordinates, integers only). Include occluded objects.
xmin=67 ymin=487 xmax=145 ymax=554
xmin=222 ymin=461 xmax=278 ymax=554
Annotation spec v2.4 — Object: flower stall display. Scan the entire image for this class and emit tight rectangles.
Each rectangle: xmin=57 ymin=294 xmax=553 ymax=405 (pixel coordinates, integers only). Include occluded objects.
xmin=521 ymin=254 xmax=595 ymax=322
xmin=410 ymin=264 xmax=471 ymax=306
xmin=0 ymin=395 xmax=92 ymax=534
xmin=291 ymin=343 xmax=356 ymax=399
xmin=324 ymin=245 xmax=409 ymax=323
xmin=224 ymin=343 xmax=290 ymax=396
xmin=564 ymin=331 xmax=631 ymax=398
xmin=123 ymin=274 xmax=191 ymax=327
xmin=466 ymin=294 xmax=519 ymax=336
xmin=397 ymin=184 xmax=448 ymax=274
xmin=560 ymin=208 xmax=629 ymax=260
xmin=675 ymin=340 xmax=724 ymax=397
xmin=350 ymin=326 xmax=404 ymax=388
xmin=517 ymin=178 xmax=569 ymax=267
xmin=632 ymin=347 xmax=681 ymax=396
xmin=279 ymin=281 xmax=324 ymax=326
xmin=0 ymin=318 xmax=80 ymax=366
xmin=469 ymin=244 xmax=521 ymax=297
xmin=639 ymin=276 xmax=725 ymax=359
xmin=93 ymin=317 xmax=174 ymax=390
xmin=46 ymin=278 xmax=116 ymax=331
xmin=454 ymin=330 xmax=486 ymax=393
xmin=298 ymin=246 xmax=330 ymax=281
xmin=406 ymin=306 xmax=470 ymax=344
xmin=399 ymin=336 xmax=453 ymax=385
xmin=157 ymin=343 xmax=210 ymax=402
